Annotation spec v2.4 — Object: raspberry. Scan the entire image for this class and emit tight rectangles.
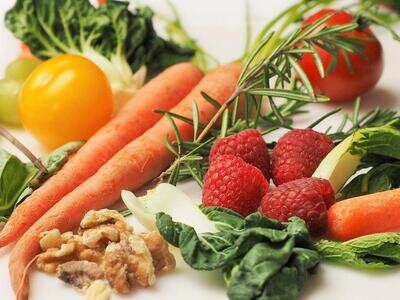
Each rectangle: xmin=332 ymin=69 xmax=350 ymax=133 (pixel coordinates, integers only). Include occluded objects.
xmin=202 ymin=155 xmax=269 ymax=216
xmin=260 ymin=178 xmax=335 ymax=235
xmin=209 ymin=129 xmax=271 ymax=180
xmin=272 ymin=128 xmax=334 ymax=185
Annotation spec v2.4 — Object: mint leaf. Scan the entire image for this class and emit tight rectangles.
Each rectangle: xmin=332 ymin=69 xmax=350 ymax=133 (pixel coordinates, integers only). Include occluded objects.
xmin=316 ymin=233 xmax=400 ymax=268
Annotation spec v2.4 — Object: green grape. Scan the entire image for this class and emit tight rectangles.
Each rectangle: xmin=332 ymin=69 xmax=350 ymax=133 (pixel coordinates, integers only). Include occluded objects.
xmin=5 ymin=57 xmax=41 ymax=81
xmin=0 ymin=79 xmax=22 ymax=125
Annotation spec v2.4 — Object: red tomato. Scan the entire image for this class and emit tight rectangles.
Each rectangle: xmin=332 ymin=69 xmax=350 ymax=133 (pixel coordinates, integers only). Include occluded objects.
xmin=298 ymin=9 xmax=384 ymax=102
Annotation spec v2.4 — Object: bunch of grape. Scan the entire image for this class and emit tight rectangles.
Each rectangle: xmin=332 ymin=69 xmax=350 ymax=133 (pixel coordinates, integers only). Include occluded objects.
xmin=0 ymin=57 xmax=40 ymax=125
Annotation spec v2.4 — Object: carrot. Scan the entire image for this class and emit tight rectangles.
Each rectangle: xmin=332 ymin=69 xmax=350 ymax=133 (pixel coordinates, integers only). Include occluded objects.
xmin=0 ymin=62 xmax=203 ymax=248
xmin=328 ymin=188 xmax=400 ymax=241
xmin=9 ymin=63 xmax=240 ymax=299
xmin=9 ymin=63 xmax=241 ymax=300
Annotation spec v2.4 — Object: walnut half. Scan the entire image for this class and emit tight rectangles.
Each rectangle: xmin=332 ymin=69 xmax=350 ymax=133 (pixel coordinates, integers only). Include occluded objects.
xmin=142 ymin=231 xmax=176 ymax=273
xmin=103 ymin=232 xmax=156 ymax=293
xmin=57 ymin=260 xmax=104 ymax=290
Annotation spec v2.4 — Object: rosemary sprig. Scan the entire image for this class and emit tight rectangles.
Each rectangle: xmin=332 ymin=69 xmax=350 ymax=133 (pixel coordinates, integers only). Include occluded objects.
xmin=161 ymin=0 xmax=399 ymax=185
xmin=305 ymin=98 xmax=400 ymax=143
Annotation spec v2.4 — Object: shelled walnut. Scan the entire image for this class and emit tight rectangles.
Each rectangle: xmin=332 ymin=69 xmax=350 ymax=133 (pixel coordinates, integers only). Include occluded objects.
xmin=36 ymin=209 xmax=175 ymax=297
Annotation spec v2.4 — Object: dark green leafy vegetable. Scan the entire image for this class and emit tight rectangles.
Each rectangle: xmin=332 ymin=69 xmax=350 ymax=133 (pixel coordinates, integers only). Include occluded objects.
xmin=0 ymin=141 xmax=83 ymax=220
xmin=156 ymin=206 xmax=320 ymax=300
xmin=340 ymin=162 xmax=400 ymax=199
xmin=338 ymin=122 xmax=400 ymax=198
xmin=5 ymin=0 xmax=194 ymax=89
xmin=316 ymin=233 xmax=400 ymax=268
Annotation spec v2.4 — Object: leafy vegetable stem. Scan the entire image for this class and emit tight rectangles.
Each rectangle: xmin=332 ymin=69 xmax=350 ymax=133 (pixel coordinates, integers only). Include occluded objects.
xmin=0 ymin=127 xmax=48 ymax=176
xmin=195 ymin=87 xmax=243 ymax=143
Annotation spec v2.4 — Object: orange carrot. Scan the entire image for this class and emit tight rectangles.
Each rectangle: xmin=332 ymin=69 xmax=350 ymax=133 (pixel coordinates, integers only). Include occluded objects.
xmin=0 ymin=62 xmax=203 ymax=248
xmin=328 ymin=188 xmax=400 ymax=241
xmin=9 ymin=63 xmax=241 ymax=300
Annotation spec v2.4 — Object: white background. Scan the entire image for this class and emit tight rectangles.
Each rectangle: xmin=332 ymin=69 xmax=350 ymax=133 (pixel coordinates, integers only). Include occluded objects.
xmin=0 ymin=0 xmax=400 ymax=299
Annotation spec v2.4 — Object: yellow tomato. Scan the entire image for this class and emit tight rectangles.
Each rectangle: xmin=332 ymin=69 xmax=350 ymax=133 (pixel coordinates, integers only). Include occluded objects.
xmin=20 ymin=54 xmax=113 ymax=149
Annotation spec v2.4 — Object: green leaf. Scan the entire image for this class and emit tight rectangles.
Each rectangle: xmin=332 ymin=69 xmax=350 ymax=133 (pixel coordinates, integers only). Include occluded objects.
xmin=0 ymin=141 xmax=84 ymax=216
xmin=156 ymin=207 xmax=319 ymax=299
xmin=340 ymin=162 xmax=400 ymax=199
xmin=248 ymin=88 xmax=329 ymax=103
xmin=0 ymin=150 xmax=37 ymax=217
xmin=316 ymin=233 xmax=400 ymax=268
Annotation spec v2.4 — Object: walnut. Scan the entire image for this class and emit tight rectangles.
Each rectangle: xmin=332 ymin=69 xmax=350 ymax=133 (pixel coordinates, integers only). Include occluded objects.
xmin=79 ymin=249 xmax=104 ymax=264
xmin=57 ymin=260 xmax=104 ymax=290
xmin=79 ymin=209 xmax=133 ymax=249
xmin=85 ymin=280 xmax=111 ymax=300
xmin=36 ymin=243 xmax=76 ymax=273
xmin=81 ymin=225 xmax=121 ymax=249
xmin=80 ymin=209 xmax=132 ymax=233
xmin=142 ymin=231 xmax=176 ymax=272
xmin=39 ymin=229 xmax=62 ymax=251
xmin=103 ymin=232 xmax=156 ymax=293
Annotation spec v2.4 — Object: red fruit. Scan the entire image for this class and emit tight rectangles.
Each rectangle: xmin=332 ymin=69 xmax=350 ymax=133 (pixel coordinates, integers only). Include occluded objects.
xmin=202 ymin=155 xmax=269 ymax=216
xmin=298 ymin=9 xmax=383 ymax=102
xmin=209 ymin=129 xmax=271 ymax=180
xmin=260 ymin=178 xmax=335 ymax=236
xmin=272 ymin=128 xmax=334 ymax=185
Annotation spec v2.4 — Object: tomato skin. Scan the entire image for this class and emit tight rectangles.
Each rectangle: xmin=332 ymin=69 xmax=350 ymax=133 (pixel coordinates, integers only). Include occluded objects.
xmin=20 ymin=54 xmax=113 ymax=149
xmin=298 ymin=9 xmax=384 ymax=102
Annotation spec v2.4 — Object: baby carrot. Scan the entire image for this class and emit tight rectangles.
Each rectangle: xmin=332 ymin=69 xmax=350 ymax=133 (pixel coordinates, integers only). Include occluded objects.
xmin=0 ymin=62 xmax=203 ymax=248
xmin=9 ymin=63 xmax=241 ymax=299
xmin=328 ymin=188 xmax=400 ymax=241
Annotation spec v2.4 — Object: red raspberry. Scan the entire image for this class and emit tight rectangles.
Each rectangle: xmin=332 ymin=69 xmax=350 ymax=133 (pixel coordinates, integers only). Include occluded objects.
xmin=272 ymin=129 xmax=334 ymax=185
xmin=209 ymin=129 xmax=271 ymax=180
xmin=202 ymin=155 xmax=269 ymax=216
xmin=260 ymin=178 xmax=335 ymax=236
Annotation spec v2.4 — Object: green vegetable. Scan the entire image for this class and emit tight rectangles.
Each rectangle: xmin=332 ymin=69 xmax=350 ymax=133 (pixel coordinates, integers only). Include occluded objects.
xmin=5 ymin=0 xmax=194 ymax=91
xmin=156 ymin=206 xmax=320 ymax=300
xmin=340 ymin=162 xmax=400 ymax=199
xmin=313 ymin=122 xmax=400 ymax=192
xmin=0 ymin=141 xmax=83 ymax=220
xmin=316 ymin=233 xmax=400 ymax=268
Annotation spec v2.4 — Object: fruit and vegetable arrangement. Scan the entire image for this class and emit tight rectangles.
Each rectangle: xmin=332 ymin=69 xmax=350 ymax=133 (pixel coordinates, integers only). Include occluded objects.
xmin=0 ymin=0 xmax=399 ymax=299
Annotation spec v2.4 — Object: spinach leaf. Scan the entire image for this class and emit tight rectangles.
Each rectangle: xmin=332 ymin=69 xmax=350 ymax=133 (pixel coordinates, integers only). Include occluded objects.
xmin=316 ymin=233 xmax=400 ymax=268
xmin=5 ymin=0 xmax=194 ymax=90
xmin=0 ymin=141 xmax=82 ymax=220
xmin=156 ymin=207 xmax=320 ymax=300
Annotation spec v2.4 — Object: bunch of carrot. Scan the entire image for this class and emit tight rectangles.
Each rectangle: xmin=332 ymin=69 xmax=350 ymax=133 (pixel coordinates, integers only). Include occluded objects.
xmin=4 ymin=62 xmax=241 ymax=299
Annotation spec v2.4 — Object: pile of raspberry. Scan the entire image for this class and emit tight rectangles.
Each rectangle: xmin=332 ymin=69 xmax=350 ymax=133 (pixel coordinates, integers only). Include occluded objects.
xmin=202 ymin=128 xmax=335 ymax=236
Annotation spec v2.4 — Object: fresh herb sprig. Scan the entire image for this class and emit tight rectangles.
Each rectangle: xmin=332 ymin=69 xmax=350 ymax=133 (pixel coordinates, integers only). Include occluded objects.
xmin=161 ymin=2 xmax=375 ymax=185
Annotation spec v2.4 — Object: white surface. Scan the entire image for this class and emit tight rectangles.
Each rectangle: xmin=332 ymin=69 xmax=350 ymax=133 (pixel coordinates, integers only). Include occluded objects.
xmin=0 ymin=0 xmax=400 ymax=299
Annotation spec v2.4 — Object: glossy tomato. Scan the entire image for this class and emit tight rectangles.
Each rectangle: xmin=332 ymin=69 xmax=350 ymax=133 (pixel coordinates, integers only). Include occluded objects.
xmin=298 ymin=9 xmax=384 ymax=102
xmin=20 ymin=54 xmax=113 ymax=149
